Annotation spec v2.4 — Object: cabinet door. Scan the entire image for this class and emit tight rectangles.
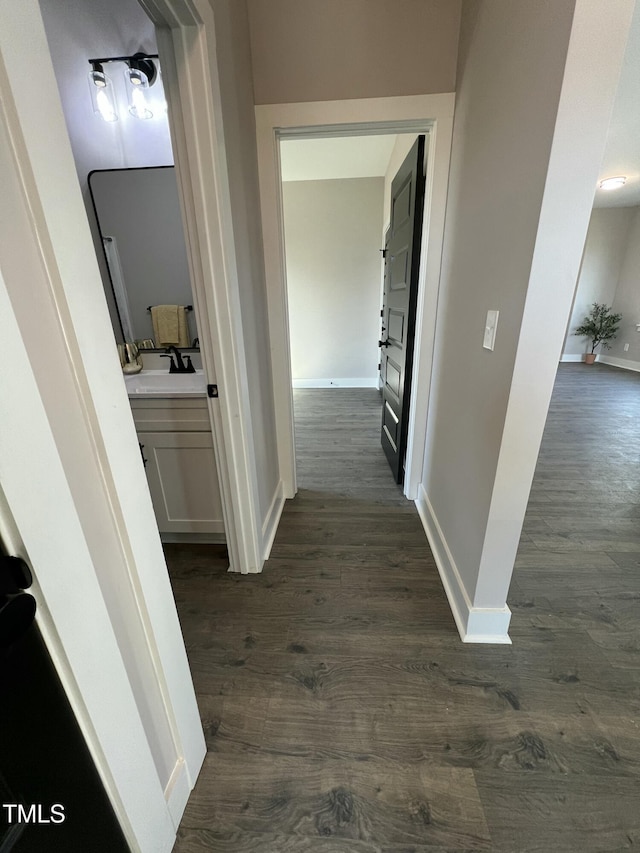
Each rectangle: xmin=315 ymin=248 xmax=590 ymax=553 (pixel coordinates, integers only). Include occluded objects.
xmin=138 ymin=431 xmax=224 ymax=534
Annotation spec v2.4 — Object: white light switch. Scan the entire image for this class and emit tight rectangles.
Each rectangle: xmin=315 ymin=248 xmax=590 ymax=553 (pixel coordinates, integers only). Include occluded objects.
xmin=483 ymin=310 xmax=499 ymax=351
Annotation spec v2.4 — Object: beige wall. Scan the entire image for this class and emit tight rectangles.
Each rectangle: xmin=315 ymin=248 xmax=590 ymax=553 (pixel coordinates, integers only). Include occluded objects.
xmin=422 ymin=0 xmax=577 ymax=600
xmin=608 ymin=207 xmax=640 ymax=362
xmin=246 ymin=0 xmax=461 ymax=105
xmin=563 ymin=208 xmax=634 ymax=356
xmin=421 ymin=0 xmax=633 ymax=633
xmin=211 ymin=0 xmax=280 ymax=521
xmin=283 ymin=178 xmax=384 ymax=383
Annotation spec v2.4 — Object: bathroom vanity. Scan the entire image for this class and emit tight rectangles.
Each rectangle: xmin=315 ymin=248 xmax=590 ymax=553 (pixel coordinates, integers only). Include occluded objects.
xmin=125 ymin=370 xmax=224 ymax=542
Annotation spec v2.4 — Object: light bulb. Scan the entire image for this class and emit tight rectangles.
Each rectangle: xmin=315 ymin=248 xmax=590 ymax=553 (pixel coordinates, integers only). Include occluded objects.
xmin=129 ymin=86 xmax=153 ymax=120
xmin=97 ymin=89 xmax=117 ymax=122
xmin=91 ymin=71 xmax=107 ymax=88
xmin=88 ymin=71 xmax=118 ymax=121
xmin=129 ymin=68 xmax=146 ymax=86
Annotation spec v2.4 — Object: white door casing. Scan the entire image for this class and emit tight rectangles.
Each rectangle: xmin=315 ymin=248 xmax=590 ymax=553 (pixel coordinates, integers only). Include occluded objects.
xmin=141 ymin=0 xmax=266 ymax=574
xmin=255 ymin=95 xmax=455 ymax=501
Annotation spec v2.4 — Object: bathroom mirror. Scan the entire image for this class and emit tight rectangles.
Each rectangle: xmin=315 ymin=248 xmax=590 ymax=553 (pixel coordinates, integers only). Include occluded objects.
xmin=89 ymin=166 xmax=198 ymax=350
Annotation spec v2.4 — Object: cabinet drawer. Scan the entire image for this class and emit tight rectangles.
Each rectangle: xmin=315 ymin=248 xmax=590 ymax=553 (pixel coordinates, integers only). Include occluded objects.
xmin=130 ymin=398 xmax=210 ymax=432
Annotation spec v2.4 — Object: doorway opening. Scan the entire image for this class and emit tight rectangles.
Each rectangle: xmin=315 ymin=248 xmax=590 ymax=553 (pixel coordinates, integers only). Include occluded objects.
xmin=255 ymin=95 xmax=455 ymax=509
xmin=40 ymin=0 xmax=227 ymax=554
xmin=279 ymin=131 xmax=426 ymax=494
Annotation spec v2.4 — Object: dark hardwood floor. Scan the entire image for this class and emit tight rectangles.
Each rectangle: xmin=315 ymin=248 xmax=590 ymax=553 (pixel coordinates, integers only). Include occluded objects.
xmin=169 ymin=365 xmax=640 ymax=852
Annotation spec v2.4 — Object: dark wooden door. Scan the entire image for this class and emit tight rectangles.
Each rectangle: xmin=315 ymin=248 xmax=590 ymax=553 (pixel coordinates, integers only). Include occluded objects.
xmin=380 ymin=135 xmax=425 ymax=483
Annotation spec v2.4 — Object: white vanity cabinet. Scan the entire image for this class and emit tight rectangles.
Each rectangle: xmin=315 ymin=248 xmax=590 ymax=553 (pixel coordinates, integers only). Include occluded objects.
xmin=130 ymin=397 xmax=224 ymax=541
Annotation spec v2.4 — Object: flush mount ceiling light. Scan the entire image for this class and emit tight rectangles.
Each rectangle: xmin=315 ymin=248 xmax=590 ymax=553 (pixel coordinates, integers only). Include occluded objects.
xmin=599 ymin=176 xmax=627 ymax=191
xmin=87 ymin=52 xmax=159 ymax=121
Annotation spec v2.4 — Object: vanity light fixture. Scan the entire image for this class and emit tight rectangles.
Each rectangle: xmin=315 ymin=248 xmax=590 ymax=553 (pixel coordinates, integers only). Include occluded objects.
xmin=88 ymin=52 xmax=159 ymax=122
xmin=599 ymin=176 xmax=627 ymax=191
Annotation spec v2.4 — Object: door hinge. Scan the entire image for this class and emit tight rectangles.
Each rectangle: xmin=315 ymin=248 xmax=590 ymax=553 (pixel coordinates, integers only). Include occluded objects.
xmin=207 ymin=384 xmax=219 ymax=398
xmin=378 ymin=363 xmax=381 ymax=371
xmin=379 ymin=248 xmax=387 ymax=258
xmin=380 ymin=309 xmax=384 ymax=318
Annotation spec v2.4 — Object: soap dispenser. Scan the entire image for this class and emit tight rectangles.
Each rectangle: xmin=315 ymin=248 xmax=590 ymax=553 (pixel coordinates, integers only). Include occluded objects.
xmin=118 ymin=342 xmax=143 ymax=375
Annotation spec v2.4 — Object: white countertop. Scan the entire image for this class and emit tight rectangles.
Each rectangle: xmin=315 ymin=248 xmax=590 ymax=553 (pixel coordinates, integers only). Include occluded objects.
xmin=123 ymin=369 xmax=207 ymax=398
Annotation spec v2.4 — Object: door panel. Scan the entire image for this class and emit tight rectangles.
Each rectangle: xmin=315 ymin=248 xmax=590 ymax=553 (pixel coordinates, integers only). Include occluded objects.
xmin=380 ymin=136 xmax=426 ymax=483
xmin=139 ymin=431 xmax=225 ymax=534
xmin=387 ymin=310 xmax=405 ymax=346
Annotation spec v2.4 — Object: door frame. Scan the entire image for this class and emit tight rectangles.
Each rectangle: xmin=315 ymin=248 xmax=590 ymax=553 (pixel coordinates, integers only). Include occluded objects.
xmin=255 ymin=95 xmax=455 ymax=500
xmin=140 ymin=0 xmax=264 ymax=574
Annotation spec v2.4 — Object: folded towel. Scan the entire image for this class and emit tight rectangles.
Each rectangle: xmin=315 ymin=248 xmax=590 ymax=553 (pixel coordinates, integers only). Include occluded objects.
xmin=150 ymin=305 xmax=190 ymax=348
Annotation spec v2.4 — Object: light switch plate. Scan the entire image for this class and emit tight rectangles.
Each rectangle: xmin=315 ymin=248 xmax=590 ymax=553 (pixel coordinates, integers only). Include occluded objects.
xmin=483 ymin=310 xmax=499 ymax=351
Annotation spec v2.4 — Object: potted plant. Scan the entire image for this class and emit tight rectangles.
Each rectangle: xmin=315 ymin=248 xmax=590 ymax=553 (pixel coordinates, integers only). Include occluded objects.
xmin=573 ymin=302 xmax=622 ymax=364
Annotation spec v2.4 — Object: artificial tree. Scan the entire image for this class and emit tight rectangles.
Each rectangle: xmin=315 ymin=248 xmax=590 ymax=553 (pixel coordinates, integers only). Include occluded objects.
xmin=574 ymin=302 xmax=622 ymax=362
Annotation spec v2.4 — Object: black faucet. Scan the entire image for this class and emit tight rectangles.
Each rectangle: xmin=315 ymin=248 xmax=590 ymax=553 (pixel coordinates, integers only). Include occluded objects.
xmin=161 ymin=346 xmax=196 ymax=373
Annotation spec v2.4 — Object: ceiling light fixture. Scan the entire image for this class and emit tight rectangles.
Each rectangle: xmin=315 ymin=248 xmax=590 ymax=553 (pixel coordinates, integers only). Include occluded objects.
xmin=87 ymin=52 xmax=159 ymax=121
xmin=599 ymin=176 xmax=627 ymax=191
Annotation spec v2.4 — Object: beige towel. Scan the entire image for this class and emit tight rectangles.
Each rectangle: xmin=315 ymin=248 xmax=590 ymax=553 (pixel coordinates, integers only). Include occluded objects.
xmin=150 ymin=305 xmax=190 ymax=348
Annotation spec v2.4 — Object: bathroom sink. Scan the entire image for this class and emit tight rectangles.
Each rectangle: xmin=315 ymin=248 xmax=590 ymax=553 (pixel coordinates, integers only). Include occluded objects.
xmin=124 ymin=369 xmax=207 ymax=398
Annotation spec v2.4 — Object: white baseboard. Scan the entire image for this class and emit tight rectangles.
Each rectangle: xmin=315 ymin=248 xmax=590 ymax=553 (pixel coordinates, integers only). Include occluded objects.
xmin=415 ymin=485 xmax=511 ymax=644
xmin=165 ymin=758 xmax=191 ymax=829
xmin=292 ymin=378 xmax=379 ymax=388
xmin=598 ymin=354 xmax=640 ymax=373
xmin=560 ymin=353 xmax=584 ymax=362
xmin=160 ymin=532 xmax=226 ymax=544
xmin=262 ymin=479 xmax=285 ymax=561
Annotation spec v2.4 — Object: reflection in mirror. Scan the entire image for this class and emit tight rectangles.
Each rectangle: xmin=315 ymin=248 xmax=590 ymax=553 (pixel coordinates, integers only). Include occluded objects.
xmin=89 ymin=166 xmax=199 ymax=350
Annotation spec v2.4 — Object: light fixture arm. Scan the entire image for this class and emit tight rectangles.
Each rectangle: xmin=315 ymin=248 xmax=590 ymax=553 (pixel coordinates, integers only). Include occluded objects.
xmin=88 ymin=53 xmax=159 ymax=66
xmin=88 ymin=53 xmax=159 ymax=87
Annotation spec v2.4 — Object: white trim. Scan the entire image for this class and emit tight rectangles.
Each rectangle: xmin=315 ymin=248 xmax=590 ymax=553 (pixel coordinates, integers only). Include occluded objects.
xmin=598 ymin=354 xmax=640 ymax=373
xmin=256 ymin=95 xmax=455 ymax=502
xmin=0 ymin=274 xmax=160 ymax=851
xmin=562 ymin=355 xmax=640 ymax=372
xmin=261 ymin=480 xmax=286 ymax=562
xmin=164 ymin=759 xmax=191 ymax=828
xmin=160 ymin=532 xmax=226 ymax=544
xmin=292 ymin=378 xmax=379 ymax=388
xmin=143 ymin=0 xmax=264 ymax=574
xmin=416 ymin=486 xmax=512 ymax=644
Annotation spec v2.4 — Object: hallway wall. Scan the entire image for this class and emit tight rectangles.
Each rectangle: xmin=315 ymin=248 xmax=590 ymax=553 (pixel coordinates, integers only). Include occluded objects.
xmin=211 ymin=0 xmax=280 ymax=525
xmin=246 ymin=0 xmax=462 ymax=105
xmin=283 ymin=177 xmax=384 ymax=385
xmin=423 ymin=0 xmax=577 ymax=604
xmin=419 ymin=0 xmax=634 ymax=639
xmin=562 ymin=207 xmax=634 ymax=357
xmin=608 ymin=207 xmax=640 ymax=364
